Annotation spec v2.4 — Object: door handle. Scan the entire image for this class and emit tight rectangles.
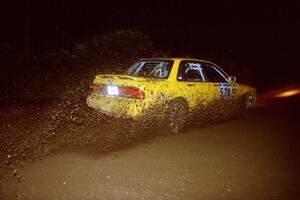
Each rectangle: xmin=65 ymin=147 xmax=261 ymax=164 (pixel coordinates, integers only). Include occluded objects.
xmin=213 ymin=84 xmax=220 ymax=86
xmin=187 ymin=84 xmax=195 ymax=86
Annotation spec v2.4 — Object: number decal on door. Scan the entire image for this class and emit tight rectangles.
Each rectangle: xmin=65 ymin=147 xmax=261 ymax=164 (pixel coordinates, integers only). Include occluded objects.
xmin=220 ymin=86 xmax=236 ymax=99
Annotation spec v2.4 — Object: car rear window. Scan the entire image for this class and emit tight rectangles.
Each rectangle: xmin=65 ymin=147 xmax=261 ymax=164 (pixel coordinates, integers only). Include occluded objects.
xmin=124 ymin=60 xmax=174 ymax=79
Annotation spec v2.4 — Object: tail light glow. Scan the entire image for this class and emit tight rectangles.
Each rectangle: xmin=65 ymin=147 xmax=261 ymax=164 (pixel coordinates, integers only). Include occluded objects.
xmin=91 ymin=84 xmax=144 ymax=99
xmin=91 ymin=84 xmax=102 ymax=93
xmin=119 ymin=86 xmax=145 ymax=99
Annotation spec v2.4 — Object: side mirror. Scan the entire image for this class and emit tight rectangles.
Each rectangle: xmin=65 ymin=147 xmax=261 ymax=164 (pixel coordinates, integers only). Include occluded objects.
xmin=228 ymin=76 xmax=236 ymax=83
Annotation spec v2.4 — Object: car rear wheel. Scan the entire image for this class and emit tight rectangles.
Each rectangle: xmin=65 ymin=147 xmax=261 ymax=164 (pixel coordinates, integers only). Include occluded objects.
xmin=166 ymin=98 xmax=189 ymax=133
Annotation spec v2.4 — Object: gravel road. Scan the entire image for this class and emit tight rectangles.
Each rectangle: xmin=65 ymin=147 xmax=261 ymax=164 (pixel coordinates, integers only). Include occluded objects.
xmin=1 ymin=96 xmax=300 ymax=199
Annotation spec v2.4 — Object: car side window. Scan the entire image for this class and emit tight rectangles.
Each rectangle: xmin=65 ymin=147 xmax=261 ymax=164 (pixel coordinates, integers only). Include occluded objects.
xmin=177 ymin=61 xmax=205 ymax=82
xmin=202 ymin=63 xmax=228 ymax=83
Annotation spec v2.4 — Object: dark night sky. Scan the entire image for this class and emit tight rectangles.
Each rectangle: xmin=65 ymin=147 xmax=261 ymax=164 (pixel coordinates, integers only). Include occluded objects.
xmin=1 ymin=0 xmax=299 ymax=89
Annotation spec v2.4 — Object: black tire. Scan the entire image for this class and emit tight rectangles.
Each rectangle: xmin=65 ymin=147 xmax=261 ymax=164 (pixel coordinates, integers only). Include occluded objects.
xmin=166 ymin=98 xmax=189 ymax=133
xmin=235 ymin=93 xmax=254 ymax=118
xmin=243 ymin=93 xmax=254 ymax=111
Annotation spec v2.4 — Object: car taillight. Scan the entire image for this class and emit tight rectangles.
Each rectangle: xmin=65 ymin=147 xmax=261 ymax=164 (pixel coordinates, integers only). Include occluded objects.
xmin=92 ymin=84 xmax=144 ymax=99
xmin=91 ymin=84 xmax=102 ymax=93
xmin=119 ymin=86 xmax=145 ymax=99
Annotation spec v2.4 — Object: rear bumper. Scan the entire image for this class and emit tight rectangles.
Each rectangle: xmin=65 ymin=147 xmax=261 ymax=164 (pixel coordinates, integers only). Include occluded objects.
xmin=86 ymin=94 xmax=145 ymax=119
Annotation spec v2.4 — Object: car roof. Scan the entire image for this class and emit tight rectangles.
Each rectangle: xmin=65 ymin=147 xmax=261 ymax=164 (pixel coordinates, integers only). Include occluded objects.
xmin=139 ymin=57 xmax=229 ymax=78
xmin=139 ymin=57 xmax=217 ymax=65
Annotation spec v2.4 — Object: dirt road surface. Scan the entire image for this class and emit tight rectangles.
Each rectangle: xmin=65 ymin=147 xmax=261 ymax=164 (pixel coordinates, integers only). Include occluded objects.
xmin=1 ymin=96 xmax=300 ymax=199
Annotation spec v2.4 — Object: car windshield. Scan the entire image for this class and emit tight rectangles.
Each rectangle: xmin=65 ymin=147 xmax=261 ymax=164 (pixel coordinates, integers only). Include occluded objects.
xmin=124 ymin=60 xmax=173 ymax=79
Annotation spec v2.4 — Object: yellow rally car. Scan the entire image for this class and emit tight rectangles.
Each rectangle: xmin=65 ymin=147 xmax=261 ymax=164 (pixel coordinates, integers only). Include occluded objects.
xmin=87 ymin=58 xmax=256 ymax=132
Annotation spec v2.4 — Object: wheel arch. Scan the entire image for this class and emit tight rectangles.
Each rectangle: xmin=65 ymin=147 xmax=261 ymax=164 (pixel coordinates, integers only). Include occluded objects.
xmin=169 ymin=96 xmax=190 ymax=110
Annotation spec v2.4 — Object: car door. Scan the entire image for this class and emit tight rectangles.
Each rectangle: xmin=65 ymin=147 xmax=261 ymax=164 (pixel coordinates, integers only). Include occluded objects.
xmin=176 ymin=60 xmax=215 ymax=111
xmin=201 ymin=62 xmax=237 ymax=106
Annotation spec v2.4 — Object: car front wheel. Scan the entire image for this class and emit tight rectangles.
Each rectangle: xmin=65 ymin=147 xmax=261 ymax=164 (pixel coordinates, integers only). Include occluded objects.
xmin=244 ymin=93 xmax=254 ymax=111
